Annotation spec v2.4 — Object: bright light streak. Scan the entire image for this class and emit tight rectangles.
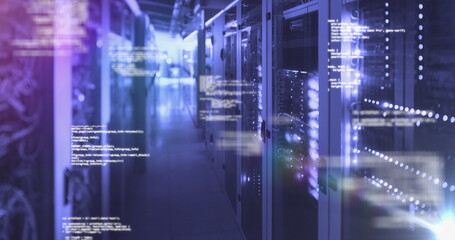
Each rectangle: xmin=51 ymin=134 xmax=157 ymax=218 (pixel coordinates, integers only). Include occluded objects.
xmin=434 ymin=215 xmax=455 ymax=240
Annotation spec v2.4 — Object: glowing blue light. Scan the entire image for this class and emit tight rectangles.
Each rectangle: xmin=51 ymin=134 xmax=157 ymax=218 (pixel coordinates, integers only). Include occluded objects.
xmin=433 ymin=215 xmax=455 ymax=240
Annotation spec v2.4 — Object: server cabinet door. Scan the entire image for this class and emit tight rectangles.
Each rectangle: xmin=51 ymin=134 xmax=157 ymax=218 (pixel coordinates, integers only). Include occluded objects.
xmin=270 ymin=2 xmax=320 ymax=239
xmin=223 ymin=7 xmax=239 ymax=212
xmin=337 ymin=1 xmax=455 ymax=240
xmin=239 ymin=1 xmax=264 ymax=238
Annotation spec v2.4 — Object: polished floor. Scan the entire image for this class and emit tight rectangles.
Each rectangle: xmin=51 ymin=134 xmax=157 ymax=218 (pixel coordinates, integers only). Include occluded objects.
xmin=126 ymin=79 xmax=244 ymax=240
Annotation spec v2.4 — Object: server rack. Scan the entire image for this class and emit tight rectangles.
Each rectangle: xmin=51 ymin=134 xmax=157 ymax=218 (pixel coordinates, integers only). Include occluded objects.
xmin=269 ymin=1 xmax=320 ymax=239
xmin=239 ymin=1 xmax=264 ymax=239
xmin=199 ymin=0 xmax=455 ymax=240
xmin=340 ymin=0 xmax=455 ymax=240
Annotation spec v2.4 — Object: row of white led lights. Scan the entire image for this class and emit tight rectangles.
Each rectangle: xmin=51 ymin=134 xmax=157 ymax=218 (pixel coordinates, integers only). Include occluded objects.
xmin=384 ymin=2 xmax=391 ymax=79
xmin=416 ymin=2 xmax=425 ymax=81
xmin=353 ymin=146 xmax=455 ymax=193
xmin=366 ymin=175 xmax=430 ymax=215
xmin=363 ymin=98 xmax=455 ymax=123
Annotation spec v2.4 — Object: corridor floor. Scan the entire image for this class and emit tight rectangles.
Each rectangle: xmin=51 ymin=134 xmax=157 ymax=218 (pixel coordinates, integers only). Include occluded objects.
xmin=128 ymin=79 xmax=244 ymax=240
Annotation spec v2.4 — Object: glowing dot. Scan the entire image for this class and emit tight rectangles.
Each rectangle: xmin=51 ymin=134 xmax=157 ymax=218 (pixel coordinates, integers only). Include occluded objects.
xmin=419 ymin=4 xmax=423 ymax=9
xmin=419 ymin=14 xmax=423 ymax=19
xmin=443 ymin=182 xmax=448 ymax=188
xmin=418 ymin=55 xmax=423 ymax=61
xmin=419 ymin=25 xmax=423 ymax=31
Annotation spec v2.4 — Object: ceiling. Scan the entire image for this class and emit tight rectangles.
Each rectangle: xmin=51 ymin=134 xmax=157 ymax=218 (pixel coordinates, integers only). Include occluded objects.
xmin=137 ymin=0 xmax=176 ymax=32
xmin=137 ymin=0 xmax=232 ymax=35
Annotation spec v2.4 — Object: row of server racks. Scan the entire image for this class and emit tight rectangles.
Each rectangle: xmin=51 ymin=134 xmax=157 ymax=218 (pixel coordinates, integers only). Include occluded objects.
xmin=191 ymin=0 xmax=455 ymax=240
xmin=0 ymin=0 xmax=159 ymax=239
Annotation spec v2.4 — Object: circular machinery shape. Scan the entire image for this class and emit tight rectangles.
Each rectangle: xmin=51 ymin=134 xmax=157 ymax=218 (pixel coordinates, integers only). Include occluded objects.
xmin=0 ymin=185 xmax=38 ymax=240
xmin=0 ymin=0 xmax=43 ymax=164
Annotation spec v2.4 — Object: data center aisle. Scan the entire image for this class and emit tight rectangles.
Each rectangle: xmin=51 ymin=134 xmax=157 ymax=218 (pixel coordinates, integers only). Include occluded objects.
xmin=142 ymin=78 xmax=244 ymax=240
